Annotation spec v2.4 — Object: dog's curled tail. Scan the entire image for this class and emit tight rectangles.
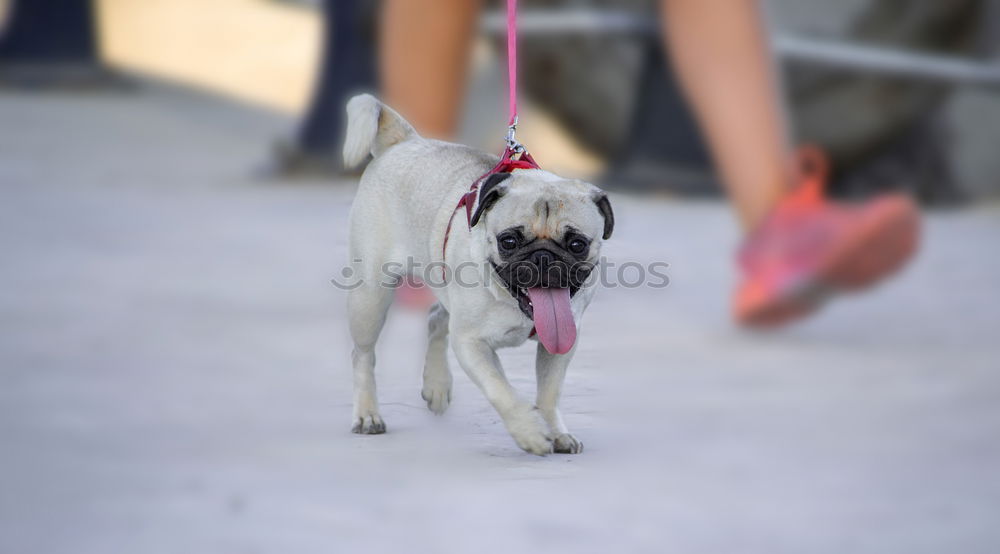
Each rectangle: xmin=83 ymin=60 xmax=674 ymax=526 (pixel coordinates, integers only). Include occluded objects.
xmin=343 ymin=94 xmax=416 ymax=168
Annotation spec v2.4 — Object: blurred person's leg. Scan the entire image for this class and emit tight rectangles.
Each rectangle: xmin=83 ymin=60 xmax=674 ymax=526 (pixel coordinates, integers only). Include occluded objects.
xmin=379 ymin=0 xmax=481 ymax=309
xmin=379 ymin=0 xmax=481 ymax=139
xmin=660 ymin=0 xmax=920 ymax=327
xmin=660 ymin=0 xmax=791 ymax=230
xmin=0 ymin=0 xmax=126 ymax=88
xmin=288 ymin=0 xmax=376 ymax=173
xmin=0 ymin=0 xmax=98 ymax=64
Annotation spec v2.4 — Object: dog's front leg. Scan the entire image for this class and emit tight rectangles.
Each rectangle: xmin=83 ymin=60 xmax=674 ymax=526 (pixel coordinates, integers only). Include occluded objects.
xmin=452 ymin=337 xmax=554 ymax=455
xmin=536 ymin=343 xmax=584 ymax=454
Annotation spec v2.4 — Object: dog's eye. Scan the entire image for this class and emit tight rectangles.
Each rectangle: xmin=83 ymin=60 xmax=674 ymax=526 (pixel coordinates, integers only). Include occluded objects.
xmin=498 ymin=234 xmax=519 ymax=251
xmin=567 ymin=237 xmax=589 ymax=255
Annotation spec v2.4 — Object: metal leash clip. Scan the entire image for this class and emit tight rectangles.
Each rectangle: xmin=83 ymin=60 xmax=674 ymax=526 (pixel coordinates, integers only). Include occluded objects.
xmin=505 ymin=116 xmax=526 ymax=159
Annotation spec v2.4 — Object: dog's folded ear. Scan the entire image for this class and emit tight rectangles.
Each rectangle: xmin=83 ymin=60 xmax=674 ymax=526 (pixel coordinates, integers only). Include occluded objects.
xmin=593 ymin=192 xmax=614 ymax=240
xmin=470 ymin=172 xmax=512 ymax=228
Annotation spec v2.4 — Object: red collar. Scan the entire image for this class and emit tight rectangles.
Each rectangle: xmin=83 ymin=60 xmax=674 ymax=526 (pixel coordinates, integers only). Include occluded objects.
xmin=441 ymin=147 xmax=540 ymax=337
xmin=443 ymin=147 xmax=539 ymax=261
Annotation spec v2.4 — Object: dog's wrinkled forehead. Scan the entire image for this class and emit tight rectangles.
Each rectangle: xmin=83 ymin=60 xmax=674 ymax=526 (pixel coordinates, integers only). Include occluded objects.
xmin=478 ymin=171 xmax=608 ymax=240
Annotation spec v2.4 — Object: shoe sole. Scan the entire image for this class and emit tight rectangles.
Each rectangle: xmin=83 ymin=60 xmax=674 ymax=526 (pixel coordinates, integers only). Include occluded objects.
xmin=739 ymin=195 xmax=920 ymax=328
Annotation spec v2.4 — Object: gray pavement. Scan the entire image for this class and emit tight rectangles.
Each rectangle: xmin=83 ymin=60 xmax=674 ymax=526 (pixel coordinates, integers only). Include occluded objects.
xmin=2 ymin=86 xmax=1000 ymax=554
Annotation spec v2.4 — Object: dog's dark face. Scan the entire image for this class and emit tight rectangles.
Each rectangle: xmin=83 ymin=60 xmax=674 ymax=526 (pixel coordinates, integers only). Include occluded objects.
xmin=470 ymin=172 xmax=614 ymax=321
xmin=490 ymin=224 xmax=596 ymax=319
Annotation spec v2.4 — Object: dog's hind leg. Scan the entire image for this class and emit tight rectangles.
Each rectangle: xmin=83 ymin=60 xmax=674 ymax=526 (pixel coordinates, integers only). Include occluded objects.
xmin=348 ymin=283 xmax=394 ymax=434
xmin=421 ymin=302 xmax=452 ymax=415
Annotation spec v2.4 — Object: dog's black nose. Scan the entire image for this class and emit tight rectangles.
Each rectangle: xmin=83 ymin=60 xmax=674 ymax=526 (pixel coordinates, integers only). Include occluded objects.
xmin=532 ymin=249 xmax=571 ymax=288
xmin=508 ymin=249 xmax=575 ymax=289
xmin=531 ymin=249 xmax=555 ymax=267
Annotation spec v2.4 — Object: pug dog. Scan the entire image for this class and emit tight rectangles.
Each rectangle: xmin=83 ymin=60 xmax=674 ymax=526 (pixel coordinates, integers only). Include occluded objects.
xmin=342 ymin=94 xmax=613 ymax=455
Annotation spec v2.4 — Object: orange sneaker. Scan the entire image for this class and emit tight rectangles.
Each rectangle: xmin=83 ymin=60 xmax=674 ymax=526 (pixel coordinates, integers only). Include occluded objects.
xmin=395 ymin=276 xmax=437 ymax=311
xmin=733 ymin=147 xmax=920 ymax=328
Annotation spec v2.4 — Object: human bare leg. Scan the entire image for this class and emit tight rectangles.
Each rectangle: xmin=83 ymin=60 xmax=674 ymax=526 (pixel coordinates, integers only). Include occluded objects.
xmin=379 ymin=0 xmax=481 ymax=139
xmin=660 ymin=0 xmax=792 ymax=230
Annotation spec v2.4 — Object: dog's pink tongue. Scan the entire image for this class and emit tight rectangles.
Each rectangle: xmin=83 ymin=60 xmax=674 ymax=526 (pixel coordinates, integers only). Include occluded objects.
xmin=527 ymin=287 xmax=577 ymax=355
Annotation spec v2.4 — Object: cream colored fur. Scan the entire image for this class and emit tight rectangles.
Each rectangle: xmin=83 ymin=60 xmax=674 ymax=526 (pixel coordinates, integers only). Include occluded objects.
xmin=342 ymin=94 xmax=609 ymax=455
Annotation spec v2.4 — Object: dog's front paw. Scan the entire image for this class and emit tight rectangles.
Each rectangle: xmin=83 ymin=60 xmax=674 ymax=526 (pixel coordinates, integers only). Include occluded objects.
xmin=505 ymin=405 xmax=554 ymax=455
xmin=421 ymin=381 xmax=451 ymax=416
xmin=553 ymin=433 xmax=584 ymax=454
xmin=351 ymin=413 xmax=386 ymax=435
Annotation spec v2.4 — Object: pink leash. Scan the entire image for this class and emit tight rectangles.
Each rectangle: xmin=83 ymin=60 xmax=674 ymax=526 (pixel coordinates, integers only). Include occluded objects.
xmin=443 ymin=0 xmax=540 ymax=258
xmin=440 ymin=0 xmax=541 ymax=336
xmin=506 ymin=0 xmax=519 ymax=127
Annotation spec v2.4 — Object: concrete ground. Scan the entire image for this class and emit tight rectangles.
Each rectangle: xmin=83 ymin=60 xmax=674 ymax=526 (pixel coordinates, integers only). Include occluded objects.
xmin=2 ymin=86 xmax=1000 ymax=554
